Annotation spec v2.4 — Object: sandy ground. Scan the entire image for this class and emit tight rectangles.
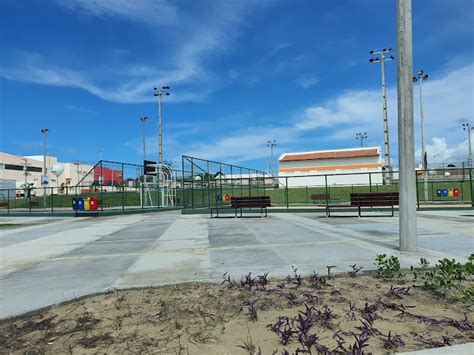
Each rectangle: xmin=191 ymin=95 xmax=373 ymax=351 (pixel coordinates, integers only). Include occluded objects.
xmin=0 ymin=271 xmax=472 ymax=354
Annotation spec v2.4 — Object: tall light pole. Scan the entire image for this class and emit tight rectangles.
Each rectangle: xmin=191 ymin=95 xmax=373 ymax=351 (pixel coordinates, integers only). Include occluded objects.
xmin=154 ymin=86 xmax=170 ymax=166
xmin=140 ymin=116 xmax=148 ymax=161
xmin=266 ymin=140 xmax=276 ymax=177
xmin=397 ymin=0 xmax=417 ymax=251
xmin=370 ymin=48 xmax=394 ymax=182
xmin=356 ymin=132 xmax=368 ymax=147
xmin=463 ymin=123 xmax=472 ymax=167
xmin=413 ymin=70 xmax=429 ymax=202
xmin=41 ymin=128 xmax=49 ymax=207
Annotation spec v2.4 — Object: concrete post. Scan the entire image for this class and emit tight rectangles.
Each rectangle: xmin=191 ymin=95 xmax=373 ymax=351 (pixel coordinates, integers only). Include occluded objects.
xmin=397 ymin=0 xmax=417 ymax=251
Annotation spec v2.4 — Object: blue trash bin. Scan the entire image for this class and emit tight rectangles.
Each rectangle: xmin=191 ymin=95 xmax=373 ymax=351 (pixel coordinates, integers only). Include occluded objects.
xmin=442 ymin=189 xmax=448 ymax=197
xmin=77 ymin=198 xmax=85 ymax=211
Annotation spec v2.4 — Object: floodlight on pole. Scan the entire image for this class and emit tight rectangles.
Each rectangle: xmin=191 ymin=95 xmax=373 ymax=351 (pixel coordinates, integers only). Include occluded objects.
xmin=413 ymin=69 xmax=429 ymax=202
xmin=369 ymin=47 xmax=394 ymax=183
xmin=355 ymin=132 xmax=368 ymax=147
xmin=266 ymin=140 xmax=277 ymax=177
xmin=154 ymin=86 xmax=171 ymax=167
xmin=41 ymin=128 xmax=49 ymax=207
xmin=463 ymin=123 xmax=472 ymax=167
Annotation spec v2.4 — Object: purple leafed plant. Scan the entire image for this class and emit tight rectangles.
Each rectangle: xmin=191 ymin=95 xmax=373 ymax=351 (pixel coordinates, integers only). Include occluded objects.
xmin=256 ymin=272 xmax=269 ymax=290
xmin=241 ymin=299 xmax=259 ymax=321
xmin=267 ymin=317 xmax=295 ymax=345
xmin=348 ymin=264 xmax=363 ymax=278
xmin=302 ymin=292 xmax=319 ymax=305
xmin=308 ymin=271 xmax=327 ymax=289
xmin=283 ymin=291 xmax=299 ymax=306
xmin=221 ymin=272 xmax=238 ymax=290
xmin=349 ymin=331 xmax=370 ymax=353
xmin=357 ymin=313 xmax=379 ymax=336
xmin=240 ymin=272 xmax=256 ymax=291
xmin=387 ymin=285 xmax=411 ymax=299
xmin=332 ymin=330 xmax=348 ymax=352
xmin=383 ymin=331 xmax=405 ymax=350
xmin=326 ymin=265 xmax=337 ymax=279
xmin=346 ymin=302 xmax=357 ymax=321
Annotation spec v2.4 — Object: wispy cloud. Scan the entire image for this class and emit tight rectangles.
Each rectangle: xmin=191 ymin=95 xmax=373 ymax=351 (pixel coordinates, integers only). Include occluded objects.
xmin=55 ymin=0 xmax=178 ymax=26
xmin=2 ymin=1 xmax=274 ymax=103
xmin=294 ymin=73 xmax=318 ymax=89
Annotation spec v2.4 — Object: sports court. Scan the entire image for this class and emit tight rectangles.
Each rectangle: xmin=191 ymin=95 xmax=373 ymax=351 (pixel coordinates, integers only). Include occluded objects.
xmin=1 ymin=210 xmax=472 ymax=319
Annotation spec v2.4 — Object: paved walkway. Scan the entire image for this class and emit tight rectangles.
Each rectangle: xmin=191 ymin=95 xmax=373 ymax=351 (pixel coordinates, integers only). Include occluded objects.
xmin=0 ymin=210 xmax=472 ymax=319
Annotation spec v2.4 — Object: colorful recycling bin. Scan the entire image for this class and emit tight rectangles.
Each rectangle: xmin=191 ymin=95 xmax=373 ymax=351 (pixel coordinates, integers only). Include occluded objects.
xmin=448 ymin=189 xmax=454 ymax=197
xmin=453 ymin=189 xmax=460 ymax=197
xmin=84 ymin=197 xmax=91 ymax=210
xmin=442 ymin=189 xmax=448 ymax=197
xmin=89 ymin=197 xmax=98 ymax=210
xmin=72 ymin=198 xmax=77 ymax=210
xmin=76 ymin=198 xmax=84 ymax=211
xmin=436 ymin=189 xmax=442 ymax=197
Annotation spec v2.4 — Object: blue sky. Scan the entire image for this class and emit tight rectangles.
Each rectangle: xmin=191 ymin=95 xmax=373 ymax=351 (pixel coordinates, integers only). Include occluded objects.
xmin=1 ymin=0 xmax=473 ymax=171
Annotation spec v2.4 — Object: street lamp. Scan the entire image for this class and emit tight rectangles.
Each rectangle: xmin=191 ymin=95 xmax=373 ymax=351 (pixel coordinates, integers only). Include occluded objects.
xmin=41 ymin=128 xmax=49 ymax=207
xmin=355 ymin=132 xmax=368 ymax=147
xmin=369 ymin=48 xmax=395 ymax=182
xmin=413 ymin=69 xmax=429 ymax=202
xmin=266 ymin=140 xmax=277 ymax=177
xmin=140 ymin=116 xmax=148 ymax=161
xmin=463 ymin=123 xmax=472 ymax=167
xmin=154 ymin=86 xmax=170 ymax=166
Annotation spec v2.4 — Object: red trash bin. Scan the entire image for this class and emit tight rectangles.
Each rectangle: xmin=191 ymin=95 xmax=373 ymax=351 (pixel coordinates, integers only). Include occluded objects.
xmin=453 ymin=189 xmax=460 ymax=197
xmin=89 ymin=197 xmax=99 ymax=210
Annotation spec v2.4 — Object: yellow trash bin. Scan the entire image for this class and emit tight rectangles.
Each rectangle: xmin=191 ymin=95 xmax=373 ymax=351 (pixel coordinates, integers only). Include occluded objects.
xmin=448 ymin=189 xmax=454 ymax=197
xmin=84 ymin=197 xmax=91 ymax=210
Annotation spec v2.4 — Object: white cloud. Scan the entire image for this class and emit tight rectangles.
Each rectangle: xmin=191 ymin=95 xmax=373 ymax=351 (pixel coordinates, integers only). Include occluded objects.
xmin=55 ymin=0 xmax=178 ymax=25
xmin=416 ymin=137 xmax=470 ymax=165
xmin=294 ymin=73 xmax=318 ymax=89
xmin=173 ymin=63 xmax=473 ymax=165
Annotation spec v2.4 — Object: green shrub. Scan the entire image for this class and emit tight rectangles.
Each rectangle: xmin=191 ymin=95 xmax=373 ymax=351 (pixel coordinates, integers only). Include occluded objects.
xmin=375 ymin=254 xmax=402 ymax=279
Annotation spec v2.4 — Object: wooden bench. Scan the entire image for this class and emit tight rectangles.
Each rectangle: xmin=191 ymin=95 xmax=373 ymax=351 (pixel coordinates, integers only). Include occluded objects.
xmin=326 ymin=192 xmax=399 ymax=217
xmin=211 ymin=196 xmax=271 ymax=218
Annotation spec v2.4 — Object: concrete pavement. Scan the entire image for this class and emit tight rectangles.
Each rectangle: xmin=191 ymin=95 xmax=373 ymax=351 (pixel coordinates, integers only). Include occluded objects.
xmin=0 ymin=210 xmax=472 ymax=319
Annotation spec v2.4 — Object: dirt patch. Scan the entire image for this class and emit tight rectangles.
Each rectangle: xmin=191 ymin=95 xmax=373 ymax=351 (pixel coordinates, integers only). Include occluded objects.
xmin=0 ymin=272 xmax=472 ymax=354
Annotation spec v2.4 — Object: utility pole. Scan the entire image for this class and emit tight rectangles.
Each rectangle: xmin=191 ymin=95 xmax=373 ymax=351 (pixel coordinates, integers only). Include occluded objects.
xmin=41 ymin=128 xmax=49 ymax=208
xmin=140 ymin=116 xmax=148 ymax=161
xmin=413 ymin=70 xmax=429 ymax=202
xmin=356 ymin=132 xmax=368 ymax=147
xmin=370 ymin=48 xmax=394 ymax=183
xmin=463 ymin=123 xmax=472 ymax=167
xmin=154 ymin=86 xmax=170 ymax=166
xmin=266 ymin=140 xmax=276 ymax=177
xmin=22 ymin=158 xmax=31 ymax=187
xmin=397 ymin=0 xmax=417 ymax=251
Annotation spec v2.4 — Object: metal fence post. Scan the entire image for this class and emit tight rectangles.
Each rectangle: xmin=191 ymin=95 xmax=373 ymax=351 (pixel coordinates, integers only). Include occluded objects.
xmin=100 ymin=161 xmax=104 ymax=212
xmin=207 ymin=161 xmax=211 ymax=208
xmin=416 ymin=171 xmax=420 ymax=209
xmin=51 ymin=187 xmax=54 ymax=213
xmin=285 ymin=177 xmax=289 ymax=209
xmin=7 ymin=189 xmax=10 ymax=213
xmin=191 ymin=161 xmax=195 ymax=209
xmin=324 ymin=175 xmax=329 ymax=208
xmin=122 ymin=163 xmax=125 ymax=212
xmin=306 ymin=186 xmax=309 ymax=204
xmin=469 ymin=168 xmax=473 ymax=207
xmin=369 ymin=173 xmax=372 ymax=192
